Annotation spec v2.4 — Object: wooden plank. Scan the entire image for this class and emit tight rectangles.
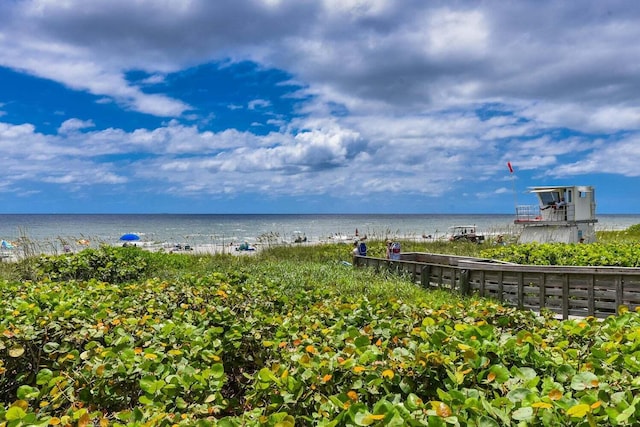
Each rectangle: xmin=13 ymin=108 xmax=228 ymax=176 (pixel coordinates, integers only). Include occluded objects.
xmin=567 ymin=289 xmax=589 ymax=298
xmin=622 ymin=290 xmax=640 ymax=306
xmin=562 ymin=274 xmax=569 ymax=319
xmin=568 ymin=299 xmax=589 ymax=308
xmin=545 ymin=288 xmax=564 ymax=297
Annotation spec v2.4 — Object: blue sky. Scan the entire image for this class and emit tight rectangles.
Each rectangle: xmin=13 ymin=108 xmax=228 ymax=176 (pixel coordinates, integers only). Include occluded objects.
xmin=1 ymin=1 xmax=639 ymax=214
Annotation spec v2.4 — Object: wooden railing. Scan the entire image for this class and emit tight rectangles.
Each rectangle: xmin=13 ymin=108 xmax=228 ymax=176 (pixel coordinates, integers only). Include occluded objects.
xmin=353 ymin=252 xmax=640 ymax=319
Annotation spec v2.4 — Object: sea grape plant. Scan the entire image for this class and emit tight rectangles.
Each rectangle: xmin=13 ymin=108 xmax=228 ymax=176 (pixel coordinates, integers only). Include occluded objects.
xmin=3 ymin=249 xmax=640 ymax=425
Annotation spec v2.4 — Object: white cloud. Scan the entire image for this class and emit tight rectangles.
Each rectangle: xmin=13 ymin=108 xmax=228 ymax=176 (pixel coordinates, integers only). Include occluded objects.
xmin=1 ymin=0 xmax=640 ymax=209
xmin=426 ymin=9 xmax=489 ymax=58
xmin=523 ymin=103 xmax=640 ymax=133
xmin=551 ymin=136 xmax=640 ymax=177
xmin=0 ymin=121 xmax=129 ymax=189
xmin=248 ymin=99 xmax=272 ymax=110
xmin=58 ymin=118 xmax=95 ymax=134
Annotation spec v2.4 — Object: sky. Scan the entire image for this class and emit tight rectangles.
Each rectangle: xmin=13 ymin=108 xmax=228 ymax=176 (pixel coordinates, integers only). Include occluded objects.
xmin=0 ymin=0 xmax=639 ymax=214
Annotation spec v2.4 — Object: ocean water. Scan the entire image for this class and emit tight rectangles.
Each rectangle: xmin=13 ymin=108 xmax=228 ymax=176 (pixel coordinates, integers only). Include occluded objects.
xmin=0 ymin=213 xmax=638 ymax=251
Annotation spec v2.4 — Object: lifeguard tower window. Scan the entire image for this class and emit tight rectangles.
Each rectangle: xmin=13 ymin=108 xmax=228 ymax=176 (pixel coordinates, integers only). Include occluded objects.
xmin=540 ymin=192 xmax=561 ymax=206
xmin=579 ymin=191 xmax=588 ymax=198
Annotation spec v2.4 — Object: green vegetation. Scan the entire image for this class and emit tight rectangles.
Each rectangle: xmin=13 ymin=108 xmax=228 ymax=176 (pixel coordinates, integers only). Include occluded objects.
xmin=480 ymin=242 xmax=640 ymax=267
xmin=478 ymin=224 xmax=640 ymax=267
xmin=597 ymin=224 xmax=640 ymax=243
xmin=2 ymin=230 xmax=640 ymax=425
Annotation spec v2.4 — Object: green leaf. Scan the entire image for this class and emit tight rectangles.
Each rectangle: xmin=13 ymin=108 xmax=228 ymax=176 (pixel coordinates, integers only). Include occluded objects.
xmin=211 ymin=363 xmax=225 ymax=380
xmin=17 ymin=385 xmax=39 ymax=400
xmin=512 ymin=406 xmax=534 ymax=421
xmin=507 ymin=388 xmax=536 ymax=405
xmin=477 ymin=415 xmax=500 ymax=427
xmin=257 ymin=367 xmax=278 ymax=383
xmin=571 ymin=372 xmax=599 ymax=391
xmin=405 ymin=393 xmax=423 ymax=411
xmin=616 ymin=404 xmax=636 ymax=424
xmin=5 ymin=406 xmax=27 ymax=421
xmin=139 ymin=395 xmax=154 ymax=405
xmin=42 ymin=341 xmax=60 ymax=353
xmin=140 ymin=376 xmax=162 ymax=394
xmin=556 ymin=364 xmax=575 ymax=382
xmin=354 ymin=335 xmax=370 ymax=348
xmin=273 ymin=414 xmax=295 ymax=427
xmin=36 ymin=369 xmax=54 ymax=385
xmin=489 ymin=365 xmax=510 ymax=384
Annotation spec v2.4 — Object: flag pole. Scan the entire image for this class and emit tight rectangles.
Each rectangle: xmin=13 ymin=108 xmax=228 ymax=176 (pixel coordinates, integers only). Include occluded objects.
xmin=507 ymin=162 xmax=517 ymax=214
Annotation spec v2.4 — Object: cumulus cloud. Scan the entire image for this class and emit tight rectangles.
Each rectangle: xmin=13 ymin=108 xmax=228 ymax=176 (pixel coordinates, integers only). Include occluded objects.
xmin=550 ymin=136 xmax=640 ymax=177
xmin=1 ymin=0 xmax=640 ymax=210
xmin=0 ymin=0 xmax=632 ymax=120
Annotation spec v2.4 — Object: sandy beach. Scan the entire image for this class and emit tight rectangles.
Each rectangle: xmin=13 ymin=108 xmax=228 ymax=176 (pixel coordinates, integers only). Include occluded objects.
xmin=0 ymin=239 xmax=327 ymax=263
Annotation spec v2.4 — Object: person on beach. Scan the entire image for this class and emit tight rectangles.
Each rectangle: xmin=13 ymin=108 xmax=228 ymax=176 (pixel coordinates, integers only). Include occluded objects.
xmin=555 ymin=197 xmax=567 ymax=220
xmin=386 ymin=240 xmax=401 ymax=260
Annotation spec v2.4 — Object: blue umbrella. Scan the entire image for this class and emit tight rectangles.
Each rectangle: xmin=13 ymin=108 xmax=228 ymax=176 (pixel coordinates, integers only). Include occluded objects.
xmin=1 ymin=240 xmax=14 ymax=249
xmin=119 ymin=233 xmax=140 ymax=241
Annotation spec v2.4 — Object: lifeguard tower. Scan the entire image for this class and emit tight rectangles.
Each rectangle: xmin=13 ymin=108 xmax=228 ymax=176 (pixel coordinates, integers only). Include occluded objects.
xmin=514 ymin=185 xmax=597 ymax=243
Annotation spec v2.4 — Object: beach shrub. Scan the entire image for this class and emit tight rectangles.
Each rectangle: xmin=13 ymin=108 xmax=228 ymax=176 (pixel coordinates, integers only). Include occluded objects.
xmin=3 ymin=263 xmax=640 ymax=425
xmin=28 ymin=245 xmax=152 ymax=283
xmin=480 ymin=242 xmax=640 ymax=267
xmin=5 ymin=240 xmax=640 ymax=425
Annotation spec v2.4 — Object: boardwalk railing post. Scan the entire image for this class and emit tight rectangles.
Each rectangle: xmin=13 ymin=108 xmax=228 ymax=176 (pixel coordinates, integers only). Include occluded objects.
xmin=459 ymin=269 xmax=470 ymax=295
xmin=517 ymin=272 xmax=524 ymax=310
xmin=616 ymin=274 xmax=623 ymax=314
xmin=421 ymin=265 xmax=431 ymax=288
xmin=562 ymin=274 xmax=569 ymax=320
xmin=588 ymin=274 xmax=595 ymax=316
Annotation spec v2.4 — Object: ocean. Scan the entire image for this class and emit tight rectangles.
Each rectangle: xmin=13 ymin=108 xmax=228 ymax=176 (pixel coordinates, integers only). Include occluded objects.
xmin=1 ymin=213 xmax=639 ymax=253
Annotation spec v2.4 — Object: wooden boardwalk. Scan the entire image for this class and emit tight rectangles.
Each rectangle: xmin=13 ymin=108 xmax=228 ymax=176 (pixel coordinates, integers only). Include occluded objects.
xmin=353 ymin=252 xmax=640 ymax=319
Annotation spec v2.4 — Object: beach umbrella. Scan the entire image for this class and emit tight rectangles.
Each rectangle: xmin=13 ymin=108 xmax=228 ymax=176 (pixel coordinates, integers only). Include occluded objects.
xmin=119 ymin=233 xmax=140 ymax=241
xmin=1 ymin=240 xmax=14 ymax=249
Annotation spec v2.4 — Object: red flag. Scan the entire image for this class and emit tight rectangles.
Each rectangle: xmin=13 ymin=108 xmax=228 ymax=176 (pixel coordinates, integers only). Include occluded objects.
xmin=507 ymin=162 xmax=514 ymax=174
